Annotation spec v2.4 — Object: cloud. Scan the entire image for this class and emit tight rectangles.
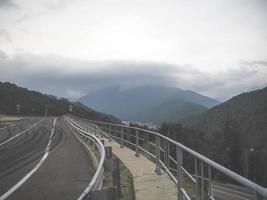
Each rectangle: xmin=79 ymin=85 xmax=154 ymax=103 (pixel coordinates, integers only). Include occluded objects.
xmin=0 ymin=53 xmax=180 ymax=99
xmin=0 ymin=49 xmax=8 ymax=59
xmin=0 ymin=29 xmax=12 ymax=43
xmin=241 ymin=60 xmax=267 ymax=67
xmin=43 ymin=0 xmax=76 ymax=11
xmin=0 ymin=0 xmax=17 ymax=8
xmin=0 ymin=52 xmax=266 ymax=101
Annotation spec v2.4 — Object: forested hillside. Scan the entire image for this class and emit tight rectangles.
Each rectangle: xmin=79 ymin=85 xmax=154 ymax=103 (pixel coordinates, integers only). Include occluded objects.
xmin=130 ymin=98 xmax=207 ymax=123
xmin=160 ymin=86 xmax=267 ymax=186
xmin=0 ymin=82 xmax=120 ymax=123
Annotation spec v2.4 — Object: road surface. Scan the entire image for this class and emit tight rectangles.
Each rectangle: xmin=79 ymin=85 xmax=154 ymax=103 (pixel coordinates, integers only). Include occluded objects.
xmin=0 ymin=117 xmax=95 ymax=200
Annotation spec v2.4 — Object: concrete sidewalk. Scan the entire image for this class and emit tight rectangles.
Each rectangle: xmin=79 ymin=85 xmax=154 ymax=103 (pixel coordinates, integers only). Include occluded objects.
xmin=101 ymin=137 xmax=177 ymax=200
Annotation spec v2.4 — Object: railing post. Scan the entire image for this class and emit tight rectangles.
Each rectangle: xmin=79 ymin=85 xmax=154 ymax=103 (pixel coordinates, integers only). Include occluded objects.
xmin=135 ymin=129 xmax=140 ymax=157
xmin=176 ymin=146 xmax=183 ymax=200
xmin=164 ymin=140 xmax=168 ymax=167
xmin=167 ymin=141 xmax=170 ymax=169
xmin=127 ymin=127 xmax=130 ymax=147
xmin=120 ymin=126 xmax=124 ymax=148
xmin=200 ymin=161 xmax=204 ymax=200
xmin=155 ymin=135 xmax=162 ymax=175
xmin=208 ymin=166 xmax=213 ymax=199
xmin=108 ymin=124 xmax=111 ymax=142
xmin=195 ymin=157 xmax=199 ymax=199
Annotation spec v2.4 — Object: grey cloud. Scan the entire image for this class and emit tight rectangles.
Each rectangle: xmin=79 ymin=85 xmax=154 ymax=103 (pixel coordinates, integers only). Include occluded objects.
xmin=0 ymin=0 xmax=17 ymax=8
xmin=0 ymin=52 xmax=266 ymax=101
xmin=0 ymin=53 xmax=180 ymax=99
xmin=0 ymin=49 xmax=8 ymax=59
xmin=0 ymin=29 xmax=12 ymax=43
xmin=43 ymin=0 xmax=81 ymax=11
xmin=242 ymin=60 xmax=267 ymax=67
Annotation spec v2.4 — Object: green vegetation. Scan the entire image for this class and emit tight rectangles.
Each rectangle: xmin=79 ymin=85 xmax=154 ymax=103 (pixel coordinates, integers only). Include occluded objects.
xmin=0 ymin=81 xmax=120 ymax=123
xmin=131 ymin=98 xmax=207 ymax=123
xmin=160 ymin=86 xmax=267 ymax=187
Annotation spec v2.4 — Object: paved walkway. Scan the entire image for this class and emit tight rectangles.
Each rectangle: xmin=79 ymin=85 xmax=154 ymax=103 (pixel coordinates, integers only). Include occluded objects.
xmin=100 ymin=137 xmax=177 ymax=200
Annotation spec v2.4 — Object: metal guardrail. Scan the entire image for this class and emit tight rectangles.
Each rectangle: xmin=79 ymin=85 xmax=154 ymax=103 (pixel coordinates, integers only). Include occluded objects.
xmin=64 ymin=116 xmax=106 ymax=200
xmin=67 ymin=115 xmax=267 ymax=200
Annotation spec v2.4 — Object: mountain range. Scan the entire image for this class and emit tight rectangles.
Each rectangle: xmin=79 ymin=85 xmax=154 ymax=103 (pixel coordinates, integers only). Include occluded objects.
xmin=79 ymin=85 xmax=220 ymax=123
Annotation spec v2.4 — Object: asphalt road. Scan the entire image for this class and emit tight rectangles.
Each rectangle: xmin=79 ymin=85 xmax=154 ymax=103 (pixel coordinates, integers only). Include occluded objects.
xmin=0 ymin=117 xmax=95 ymax=200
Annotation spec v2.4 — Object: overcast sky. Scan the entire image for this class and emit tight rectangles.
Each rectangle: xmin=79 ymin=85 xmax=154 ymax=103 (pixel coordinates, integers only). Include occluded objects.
xmin=0 ymin=0 xmax=267 ymax=100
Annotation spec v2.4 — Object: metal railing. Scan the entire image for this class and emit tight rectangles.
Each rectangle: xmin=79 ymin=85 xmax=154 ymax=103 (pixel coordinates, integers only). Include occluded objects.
xmin=68 ymin=114 xmax=267 ymax=200
xmin=64 ymin=116 xmax=105 ymax=200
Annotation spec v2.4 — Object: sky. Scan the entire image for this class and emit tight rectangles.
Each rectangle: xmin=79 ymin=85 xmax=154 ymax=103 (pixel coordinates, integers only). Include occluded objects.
xmin=0 ymin=0 xmax=267 ymax=101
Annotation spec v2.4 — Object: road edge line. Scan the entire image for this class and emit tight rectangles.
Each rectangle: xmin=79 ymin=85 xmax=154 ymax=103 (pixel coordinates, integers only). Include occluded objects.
xmin=0 ymin=118 xmax=45 ymax=146
xmin=0 ymin=117 xmax=57 ymax=200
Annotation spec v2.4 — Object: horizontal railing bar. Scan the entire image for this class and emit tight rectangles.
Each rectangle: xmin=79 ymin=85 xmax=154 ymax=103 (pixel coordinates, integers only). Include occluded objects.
xmin=169 ymin=155 xmax=177 ymax=164
xmin=159 ymin=160 xmax=178 ymax=184
xmin=181 ymin=187 xmax=191 ymax=200
xmin=182 ymin=167 xmax=196 ymax=183
xmin=159 ymin=146 xmax=165 ymax=152
xmin=69 ymin=115 xmax=267 ymax=198
xmin=138 ymin=146 xmax=156 ymax=159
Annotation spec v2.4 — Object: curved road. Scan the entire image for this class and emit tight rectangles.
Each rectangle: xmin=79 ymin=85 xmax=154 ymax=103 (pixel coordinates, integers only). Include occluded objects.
xmin=0 ymin=117 xmax=95 ymax=200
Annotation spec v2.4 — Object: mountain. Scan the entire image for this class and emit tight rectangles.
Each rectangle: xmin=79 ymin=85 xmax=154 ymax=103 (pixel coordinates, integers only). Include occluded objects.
xmin=79 ymin=85 xmax=219 ymax=123
xmin=0 ymin=82 xmax=120 ymax=123
xmin=181 ymin=86 xmax=267 ymax=145
xmin=130 ymin=98 xmax=207 ymax=123
xmin=177 ymin=86 xmax=267 ymax=186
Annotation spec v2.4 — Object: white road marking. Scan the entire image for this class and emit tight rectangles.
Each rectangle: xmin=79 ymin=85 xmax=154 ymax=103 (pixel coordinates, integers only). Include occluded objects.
xmin=0 ymin=119 xmax=45 ymax=147
xmin=0 ymin=117 xmax=57 ymax=200
xmin=0 ymin=123 xmax=17 ymax=130
xmin=0 ymin=119 xmax=25 ymax=130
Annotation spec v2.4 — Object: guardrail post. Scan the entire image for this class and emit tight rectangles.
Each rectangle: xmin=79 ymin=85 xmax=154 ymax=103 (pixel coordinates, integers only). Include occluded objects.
xmin=200 ymin=161 xmax=204 ymax=200
xmin=113 ymin=158 xmax=122 ymax=198
xmin=89 ymin=187 xmax=117 ymax=200
xmin=105 ymin=146 xmax=112 ymax=159
xmin=135 ymin=129 xmax=140 ymax=157
xmin=155 ymin=135 xmax=162 ymax=175
xmin=176 ymin=146 xmax=183 ymax=200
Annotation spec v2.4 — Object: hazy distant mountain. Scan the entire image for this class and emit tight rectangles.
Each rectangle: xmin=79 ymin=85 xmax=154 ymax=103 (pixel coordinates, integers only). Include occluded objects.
xmin=0 ymin=82 xmax=120 ymax=123
xmin=79 ymin=85 xmax=219 ymax=122
xmin=130 ymin=98 xmax=207 ymax=123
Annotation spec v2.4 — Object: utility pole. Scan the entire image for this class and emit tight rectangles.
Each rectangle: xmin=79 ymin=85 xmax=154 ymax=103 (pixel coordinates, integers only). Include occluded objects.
xmin=69 ymin=105 xmax=73 ymax=113
xmin=44 ymin=104 xmax=48 ymax=117
xmin=244 ymin=148 xmax=254 ymax=179
xmin=16 ymin=104 xmax=20 ymax=114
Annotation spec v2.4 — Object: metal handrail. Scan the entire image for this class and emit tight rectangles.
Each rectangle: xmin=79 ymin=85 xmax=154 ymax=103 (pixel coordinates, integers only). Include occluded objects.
xmin=68 ymin=114 xmax=267 ymax=199
xmin=64 ymin=116 xmax=106 ymax=200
